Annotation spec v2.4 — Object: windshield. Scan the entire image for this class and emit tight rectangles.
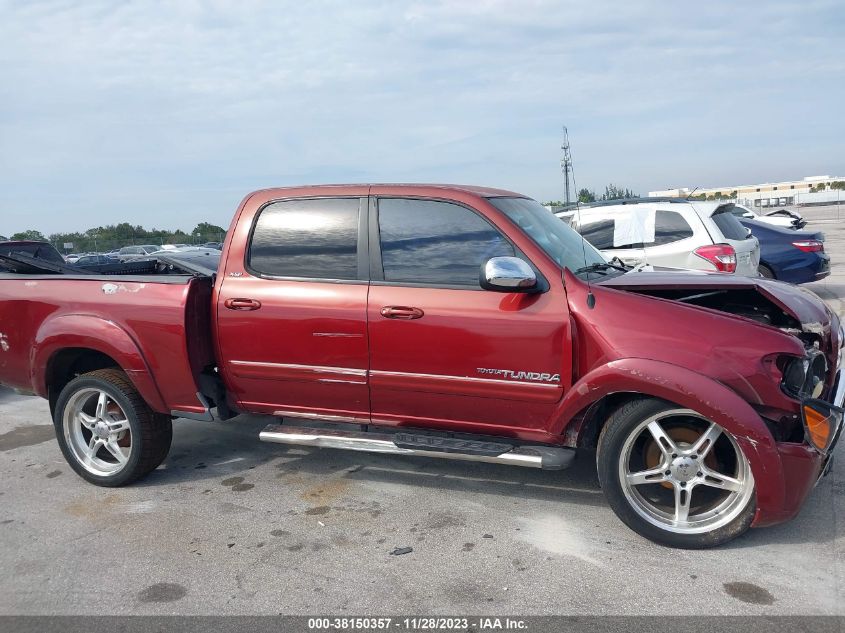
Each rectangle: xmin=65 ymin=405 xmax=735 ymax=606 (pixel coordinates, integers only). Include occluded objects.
xmin=488 ymin=197 xmax=606 ymax=273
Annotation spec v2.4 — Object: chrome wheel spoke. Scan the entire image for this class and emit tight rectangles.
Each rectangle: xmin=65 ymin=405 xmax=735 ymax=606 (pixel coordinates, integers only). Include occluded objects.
xmin=77 ymin=412 xmax=97 ymax=430
xmin=95 ymin=392 xmax=108 ymax=421
xmin=86 ymin=436 xmax=103 ymax=461
xmin=646 ymin=420 xmax=678 ymax=458
xmin=673 ymin=484 xmax=692 ymax=524
xmin=104 ymin=439 xmax=128 ymax=465
xmin=626 ymin=466 xmax=668 ymax=486
xmin=106 ymin=418 xmax=130 ymax=434
xmin=690 ymin=422 xmax=722 ymax=458
xmin=699 ymin=466 xmax=743 ymax=492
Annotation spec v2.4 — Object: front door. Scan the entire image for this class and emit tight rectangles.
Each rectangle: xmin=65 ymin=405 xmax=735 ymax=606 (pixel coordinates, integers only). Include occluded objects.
xmin=366 ymin=196 xmax=568 ymax=438
xmin=216 ymin=196 xmax=370 ymax=422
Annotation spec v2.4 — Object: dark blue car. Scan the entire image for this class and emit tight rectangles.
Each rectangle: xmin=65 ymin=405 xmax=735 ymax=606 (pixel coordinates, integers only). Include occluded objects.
xmin=738 ymin=218 xmax=829 ymax=284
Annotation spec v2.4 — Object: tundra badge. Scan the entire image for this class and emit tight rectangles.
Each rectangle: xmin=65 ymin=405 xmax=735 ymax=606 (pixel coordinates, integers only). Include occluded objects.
xmin=477 ymin=368 xmax=560 ymax=383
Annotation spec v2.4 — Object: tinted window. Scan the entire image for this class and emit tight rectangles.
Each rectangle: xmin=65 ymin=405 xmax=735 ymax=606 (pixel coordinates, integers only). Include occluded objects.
xmin=653 ymin=211 xmax=693 ymax=246
xmin=579 ymin=219 xmax=621 ymax=250
xmin=712 ymin=208 xmax=748 ymax=240
xmin=249 ymin=198 xmax=359 ymax=279
xmin=378 ymin=198 xmax=514 ymax=286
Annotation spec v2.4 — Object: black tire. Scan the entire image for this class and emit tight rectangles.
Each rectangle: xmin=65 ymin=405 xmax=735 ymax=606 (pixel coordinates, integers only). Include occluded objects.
xmin=53 ymin=368 xmax=172 ymax=487
xmin=597 ymin=398 xmax=756 ymax=548
xmin=758 ymin=264 xmax=775 ymax=279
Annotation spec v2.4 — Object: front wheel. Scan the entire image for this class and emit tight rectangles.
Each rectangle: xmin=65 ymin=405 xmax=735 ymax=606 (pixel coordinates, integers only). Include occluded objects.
xmin=597 ymin=399 xmax=756 ymax=548
xmin=53 ymin=368 xmax=172 ymax=487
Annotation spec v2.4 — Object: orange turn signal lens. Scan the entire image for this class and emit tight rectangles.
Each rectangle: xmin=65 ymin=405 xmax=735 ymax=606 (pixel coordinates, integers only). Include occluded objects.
xmin=803 ymin=405 xmax=832 ymax=451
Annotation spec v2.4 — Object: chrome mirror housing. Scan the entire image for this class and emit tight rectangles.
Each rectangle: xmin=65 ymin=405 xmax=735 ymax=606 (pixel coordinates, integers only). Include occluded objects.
xmin=481 ymin=257 xmax=537 ymax=292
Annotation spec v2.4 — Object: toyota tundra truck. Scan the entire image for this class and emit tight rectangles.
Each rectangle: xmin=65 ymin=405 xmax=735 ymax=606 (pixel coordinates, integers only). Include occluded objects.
xmin=0 ymin=184 xmax=842 ymax=548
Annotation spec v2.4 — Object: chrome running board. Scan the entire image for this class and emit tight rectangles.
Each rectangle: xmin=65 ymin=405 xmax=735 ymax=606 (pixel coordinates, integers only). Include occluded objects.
xmin=259 ymin=424 xmax=574 ymax=470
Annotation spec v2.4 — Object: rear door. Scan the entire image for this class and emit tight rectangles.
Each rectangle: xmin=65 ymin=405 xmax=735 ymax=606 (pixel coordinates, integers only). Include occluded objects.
xmin=366 ymin=196 xmax=568 ymax=437
xmin=216 ymin=196 xmax=371 ymax=421
xmin=708 ymin=206 xmax=760 ymax=275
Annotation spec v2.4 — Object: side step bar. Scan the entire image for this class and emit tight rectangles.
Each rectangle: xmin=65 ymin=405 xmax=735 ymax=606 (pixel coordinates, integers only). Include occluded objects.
xmin=259 ymin=424 xmax=575 ymax=470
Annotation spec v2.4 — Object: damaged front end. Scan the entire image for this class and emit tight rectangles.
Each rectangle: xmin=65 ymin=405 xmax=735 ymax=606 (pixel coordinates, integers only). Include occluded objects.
xmin=600 ymin=270 xmax=837 ymax=358
xmin=599 ymin=270 xmax=845 ymax=458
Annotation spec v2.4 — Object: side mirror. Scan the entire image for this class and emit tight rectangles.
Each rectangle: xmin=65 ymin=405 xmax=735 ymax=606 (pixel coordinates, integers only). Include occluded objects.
xmin=480 ymin=257 xmax=537 ymax=292
xmin=743 ymin=212 xmax=754 ymax=218
xmin=745 ymin=227 xmax=753 ymax=239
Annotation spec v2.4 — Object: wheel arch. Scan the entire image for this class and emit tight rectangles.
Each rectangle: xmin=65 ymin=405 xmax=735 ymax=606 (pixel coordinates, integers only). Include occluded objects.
xmin=554 ymin=358 xmax=786 ymax=525
xmin=34 ymin=314 xmax=168 ymax=414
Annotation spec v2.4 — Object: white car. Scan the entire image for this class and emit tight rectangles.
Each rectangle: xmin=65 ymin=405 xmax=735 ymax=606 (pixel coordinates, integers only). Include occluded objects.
xmin=561 ymin=199 xmax=760 ymax=276
xmin=729 ymin=203 xmax=805 ymax=230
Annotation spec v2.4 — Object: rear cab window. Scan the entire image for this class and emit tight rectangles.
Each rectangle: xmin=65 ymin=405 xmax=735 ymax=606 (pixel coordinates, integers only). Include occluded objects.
xmin=248 ymin=197 xmax=361 ymax=280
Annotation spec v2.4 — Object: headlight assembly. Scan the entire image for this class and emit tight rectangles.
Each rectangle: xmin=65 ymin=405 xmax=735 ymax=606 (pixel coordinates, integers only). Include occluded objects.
xmin=780 ymin=350 xmax=827 ymax=399
xmin=781 ymin=357 xmax=809 ymax=398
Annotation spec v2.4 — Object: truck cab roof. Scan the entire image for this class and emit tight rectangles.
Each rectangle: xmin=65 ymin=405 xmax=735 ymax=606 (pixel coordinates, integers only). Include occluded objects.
xmin=245 ymin=183 xmax=526 ymax=199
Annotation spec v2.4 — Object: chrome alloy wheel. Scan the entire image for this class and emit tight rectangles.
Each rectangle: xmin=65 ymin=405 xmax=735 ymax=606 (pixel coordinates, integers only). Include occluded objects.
xmin=63 ymin=388 xmax=132 ymax=476
xmin=618 ymin=409 xmax=754 ymax=534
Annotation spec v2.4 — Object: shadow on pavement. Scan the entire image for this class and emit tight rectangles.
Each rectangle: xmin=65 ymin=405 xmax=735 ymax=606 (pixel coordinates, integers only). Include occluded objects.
xmin=138 ymin=414 xmax=606 ymax=508
xmin=0 ymin=385 xmax=19 ymax=404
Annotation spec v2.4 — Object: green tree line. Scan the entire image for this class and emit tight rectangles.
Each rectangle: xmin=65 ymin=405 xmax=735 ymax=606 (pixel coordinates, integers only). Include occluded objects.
xmin=810 ymin=181 xmax=845 ymax=193
xmin=4 ymin=222 xmax=227 ymax=253
xmin=544 ymin=183 xmax=639 ymax=206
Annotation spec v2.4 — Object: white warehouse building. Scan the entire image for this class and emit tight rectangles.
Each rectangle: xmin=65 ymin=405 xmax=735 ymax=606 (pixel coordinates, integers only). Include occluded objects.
xmin=649 ymin=175 xmax=845 ymax=208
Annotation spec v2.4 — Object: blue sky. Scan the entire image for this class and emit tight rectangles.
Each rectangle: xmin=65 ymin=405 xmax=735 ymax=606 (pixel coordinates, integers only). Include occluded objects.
xmin=1 ymin=0 xmax=843 ymax=235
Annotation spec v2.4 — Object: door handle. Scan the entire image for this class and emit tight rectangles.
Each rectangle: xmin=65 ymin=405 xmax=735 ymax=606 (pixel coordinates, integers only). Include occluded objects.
xmin=380 ymin=306 xmax=424 ymax=320
xmin=224 ymin=298 xmax=262 ymax=311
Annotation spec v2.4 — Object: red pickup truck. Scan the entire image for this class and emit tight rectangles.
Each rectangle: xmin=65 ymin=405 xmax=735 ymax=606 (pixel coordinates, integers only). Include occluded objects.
xmin=1 ymin=184 xmax=842 ymax=548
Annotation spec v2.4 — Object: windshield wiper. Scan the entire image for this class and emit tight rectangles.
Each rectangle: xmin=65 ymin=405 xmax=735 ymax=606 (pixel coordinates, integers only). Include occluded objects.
xmin=574 ymin=261 xmax=628 ymax=275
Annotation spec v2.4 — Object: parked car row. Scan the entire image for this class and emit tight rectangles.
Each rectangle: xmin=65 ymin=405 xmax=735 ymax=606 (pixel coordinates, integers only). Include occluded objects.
xmin=0 ymin=240 xmax=223 ymax=273
xmin=731 ymin=203 xmax=806 ymax=230
xmin=59 ymin=242 xmax=223 ymax=266
xmin=558 ymin=198 xmax=827 ymax=284
xmin=737 ymin=218 xmax=828 ymax=283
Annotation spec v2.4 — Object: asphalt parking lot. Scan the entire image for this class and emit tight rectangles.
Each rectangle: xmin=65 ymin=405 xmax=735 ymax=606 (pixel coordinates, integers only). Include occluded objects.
xmin=0 ymin=207 xmax=843 ymax=616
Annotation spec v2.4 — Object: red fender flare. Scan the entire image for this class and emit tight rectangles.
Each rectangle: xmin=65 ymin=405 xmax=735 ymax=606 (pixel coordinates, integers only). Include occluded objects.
xmin=552 ymin=358 xmax=786 ymax=526
xmin=32 ymin=314 xmax=168 ymax=413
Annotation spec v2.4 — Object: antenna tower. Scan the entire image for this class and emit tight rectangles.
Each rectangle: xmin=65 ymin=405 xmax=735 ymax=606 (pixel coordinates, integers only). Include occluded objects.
xmin=561 ymin=126 xmax=573 ymax=205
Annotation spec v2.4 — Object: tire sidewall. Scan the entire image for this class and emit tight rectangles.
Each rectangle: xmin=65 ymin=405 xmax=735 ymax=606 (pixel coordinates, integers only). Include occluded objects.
xmin=53 ymin=374 xmax=147 ymax=487
xmin=597 ymin=398 xmax=756 ymax=548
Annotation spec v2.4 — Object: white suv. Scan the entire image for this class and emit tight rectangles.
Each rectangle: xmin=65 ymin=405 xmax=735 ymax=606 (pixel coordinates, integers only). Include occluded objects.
xmin=562 ymin=200 xmax=761 ymax=276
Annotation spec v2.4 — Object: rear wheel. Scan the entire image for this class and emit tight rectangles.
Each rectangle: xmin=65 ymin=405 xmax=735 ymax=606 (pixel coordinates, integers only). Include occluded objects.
xmin=53 ymin=368 xmax=172 ymax=487
xmin=598 ymin=399 xmax=755 ymax=548
xmin=758 ymin=264 xmax=775 ymax=279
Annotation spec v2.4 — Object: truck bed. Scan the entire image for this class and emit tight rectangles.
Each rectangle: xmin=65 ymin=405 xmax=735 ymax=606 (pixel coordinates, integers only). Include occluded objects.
xmin=0 ymin=271 xmax=215 ymax=416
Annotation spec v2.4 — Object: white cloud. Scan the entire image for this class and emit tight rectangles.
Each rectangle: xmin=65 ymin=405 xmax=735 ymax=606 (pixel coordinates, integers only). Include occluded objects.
xmin=0 ymin=0 xmax=843 ymax=234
